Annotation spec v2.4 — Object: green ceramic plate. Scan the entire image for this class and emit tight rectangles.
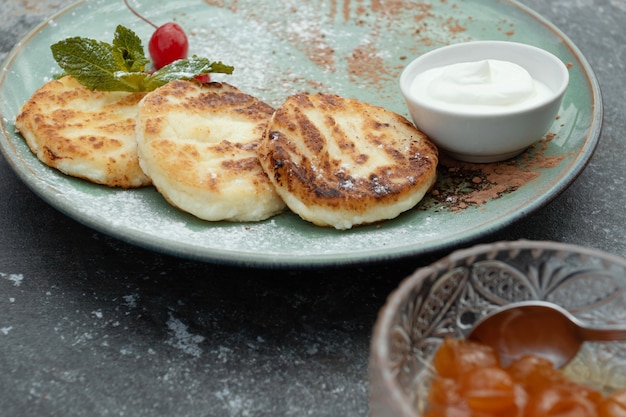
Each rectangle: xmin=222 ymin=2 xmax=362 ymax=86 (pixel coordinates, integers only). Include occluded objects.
xmin=0 ymin=0 xmax=601 ymax=267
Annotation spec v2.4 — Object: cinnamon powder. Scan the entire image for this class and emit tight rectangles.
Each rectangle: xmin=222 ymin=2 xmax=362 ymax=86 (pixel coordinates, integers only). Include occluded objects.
xmin=424 ymin=133 xmax=567 ymax=212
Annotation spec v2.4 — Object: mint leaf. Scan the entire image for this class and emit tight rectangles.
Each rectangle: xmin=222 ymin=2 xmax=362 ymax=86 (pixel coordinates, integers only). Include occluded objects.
xmin=116 ymin=72 xmax=151 ymax=90
xmin=52 ymin=37 xmax=121 ymax=90
xmin=51 ymin=26 xmax=235 ymax=93
xmin=208 ymin=61 xmax=236 ymax=75
xmin=112 ymin=25 xmax=149 ymax=72
xmin=143 ymin=56 xmax=234 ymax=90
xmin=51 ymin=36 xmax=143 ymax=92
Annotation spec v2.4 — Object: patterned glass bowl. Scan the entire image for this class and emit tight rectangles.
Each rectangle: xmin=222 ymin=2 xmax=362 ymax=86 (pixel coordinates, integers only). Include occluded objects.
xmin=369 ymin=240 xmax=626 ymax=417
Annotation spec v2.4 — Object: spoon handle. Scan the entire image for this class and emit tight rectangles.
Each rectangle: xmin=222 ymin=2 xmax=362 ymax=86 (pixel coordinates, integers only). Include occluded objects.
xmin=579 ymin=325 xmax=626 ymax=342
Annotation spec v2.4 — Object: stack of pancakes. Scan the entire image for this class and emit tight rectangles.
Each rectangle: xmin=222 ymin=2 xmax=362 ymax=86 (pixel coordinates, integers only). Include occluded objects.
xmin=16 ymin=76 xmax=438 ymax=229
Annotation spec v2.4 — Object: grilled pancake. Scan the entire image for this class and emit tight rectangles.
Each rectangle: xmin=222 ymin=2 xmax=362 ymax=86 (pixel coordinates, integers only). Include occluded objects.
xmin=257 ymin=93 xmax=438 ymax=230
xmin=15 ymin=76 xmax=151 ymax=188
xmin=135 ymin=80 xmax=286 ymax=222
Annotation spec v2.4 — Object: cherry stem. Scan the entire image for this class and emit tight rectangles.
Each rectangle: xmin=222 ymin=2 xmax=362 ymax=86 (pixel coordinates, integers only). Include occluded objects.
xmin=124 ymin=0 xmax=158 ymax=29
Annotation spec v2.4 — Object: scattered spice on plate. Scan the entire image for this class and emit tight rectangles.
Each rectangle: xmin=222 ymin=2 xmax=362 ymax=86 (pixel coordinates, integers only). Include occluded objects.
xmin=423 ymin=133 xmax=568 ymax=212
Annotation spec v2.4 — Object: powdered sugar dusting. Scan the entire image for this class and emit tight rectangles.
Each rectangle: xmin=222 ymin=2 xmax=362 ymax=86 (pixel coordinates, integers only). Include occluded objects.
xmin=1 ymin=272 xmax=24 ymax=287
xmin=190 ymin=0 xmax=474 ymax=111
xmin=166 ymin=314 xmax=205 ymax=358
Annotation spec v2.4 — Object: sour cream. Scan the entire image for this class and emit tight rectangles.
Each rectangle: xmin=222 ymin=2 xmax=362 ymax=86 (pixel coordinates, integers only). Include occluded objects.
xmin=409 ymin=59 xmax=553 ymax=113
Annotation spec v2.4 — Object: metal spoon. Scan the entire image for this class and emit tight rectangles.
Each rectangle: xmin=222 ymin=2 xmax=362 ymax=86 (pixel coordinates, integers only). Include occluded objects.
xmin=467 ymin=300 xmax=626 ymax=368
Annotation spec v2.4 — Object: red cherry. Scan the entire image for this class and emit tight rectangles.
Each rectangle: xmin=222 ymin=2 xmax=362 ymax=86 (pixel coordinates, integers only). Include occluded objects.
xmin=124 ymin=0 xmax=189 ymax=69
xmin=195 ymin=74 xmax=211 ymax=84
xmin=148 ymin=23 xmax=188 ymax=69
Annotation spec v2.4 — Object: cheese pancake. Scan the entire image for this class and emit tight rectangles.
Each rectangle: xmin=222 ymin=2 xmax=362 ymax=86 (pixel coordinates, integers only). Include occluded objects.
xmin=135 ymin=80 xmax=286 ymax=222
xmin=15 ymin=76 xmax=151 ymax=188
xmin=257 ymin=93 xmax=438 ymax=230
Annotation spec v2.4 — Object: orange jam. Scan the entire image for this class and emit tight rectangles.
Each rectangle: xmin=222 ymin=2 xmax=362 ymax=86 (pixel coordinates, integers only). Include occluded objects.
xmin=426 ymin=338 xmax=626 ymax=417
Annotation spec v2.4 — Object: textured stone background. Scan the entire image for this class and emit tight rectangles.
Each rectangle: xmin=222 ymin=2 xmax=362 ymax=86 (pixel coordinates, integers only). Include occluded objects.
xmin=1 ymin=1 xmax=625 ymax=416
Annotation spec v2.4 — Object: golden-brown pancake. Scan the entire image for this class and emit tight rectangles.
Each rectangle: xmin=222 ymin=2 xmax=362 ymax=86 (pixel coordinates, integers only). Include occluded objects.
xmin=135 ymin=80 xmax=286 ymax=222
xmin=257 ymin=93 xmax=438 ymax=229
xmin=15 ymin=76 xmax=150 ymax=188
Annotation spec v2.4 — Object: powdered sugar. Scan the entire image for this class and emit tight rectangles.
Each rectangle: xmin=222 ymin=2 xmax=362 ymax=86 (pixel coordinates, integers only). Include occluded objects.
xmin=1 ymin=272 xmax=23 ymax=287
xmin=166 ymin=314 xmax=205 ymax=358
xmin=188 ymin=0 xmax=474 ymax=111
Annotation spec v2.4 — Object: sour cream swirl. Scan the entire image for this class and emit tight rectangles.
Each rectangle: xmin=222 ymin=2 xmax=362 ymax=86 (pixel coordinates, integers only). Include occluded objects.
xmin=410 ymin=59 xmax=553 ymax=113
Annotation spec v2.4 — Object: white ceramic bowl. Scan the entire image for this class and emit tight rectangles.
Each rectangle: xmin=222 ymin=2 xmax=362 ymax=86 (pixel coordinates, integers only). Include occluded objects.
xmin=369 ymin=240 xmax=626 ymax=417
xmin=400 ymin=41 xmax=569 ymax=162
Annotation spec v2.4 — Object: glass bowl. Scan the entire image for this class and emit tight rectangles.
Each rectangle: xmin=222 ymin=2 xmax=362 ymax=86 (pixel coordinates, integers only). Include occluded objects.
xmin=369 ymin=240 xmax=626 ymax=417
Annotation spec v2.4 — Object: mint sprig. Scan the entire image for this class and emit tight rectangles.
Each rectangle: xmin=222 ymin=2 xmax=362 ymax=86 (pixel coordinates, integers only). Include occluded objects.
xmin=112 ymin=24 xmax=150 ymax=72
xmin=50 ymin=25 xmax=234 ymax=92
